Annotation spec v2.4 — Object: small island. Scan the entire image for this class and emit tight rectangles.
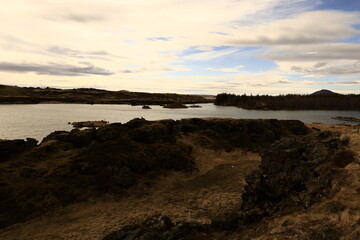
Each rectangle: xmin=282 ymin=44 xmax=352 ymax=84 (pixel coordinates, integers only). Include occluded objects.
xmin=332 ymin=116 xmax=360 ymax=123
xmin=163 ymin=103 xmax=188 ymax=108
xmin=142 ymin=105 xmax=151 ymax=109
xmin=70 ymin=120 xmax=109 ymax=128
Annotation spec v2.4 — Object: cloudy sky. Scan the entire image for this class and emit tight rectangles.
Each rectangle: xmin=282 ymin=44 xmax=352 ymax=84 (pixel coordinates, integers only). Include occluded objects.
xmin=0 ymin=0 xmax=359 ymax=94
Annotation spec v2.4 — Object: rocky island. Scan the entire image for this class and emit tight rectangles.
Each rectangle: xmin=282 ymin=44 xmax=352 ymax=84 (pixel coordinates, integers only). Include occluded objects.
xmin=0 ymin=118 xmax=358 ymax=240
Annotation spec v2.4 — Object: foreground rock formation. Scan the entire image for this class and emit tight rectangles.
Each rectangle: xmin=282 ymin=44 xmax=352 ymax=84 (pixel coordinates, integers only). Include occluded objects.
xmin=0 ymin=119 xmax=358 ymax=240
xmin=103 ymin=125 xmax=357 ymax=240
xmin=0 ymin=118 xmax=307 ymax=231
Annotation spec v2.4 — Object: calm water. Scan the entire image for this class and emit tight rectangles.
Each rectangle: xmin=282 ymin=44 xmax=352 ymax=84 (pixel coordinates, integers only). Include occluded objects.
xmin=0 ymin=103 xmax=359 ymax=140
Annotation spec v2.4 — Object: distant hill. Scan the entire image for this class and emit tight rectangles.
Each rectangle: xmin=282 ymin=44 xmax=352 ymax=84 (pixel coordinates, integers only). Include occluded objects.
xmin=310 ymin=89 xmax=339 ymax=96
xmin=0 ymin=84 xmax=212 ymax=105
xmin=215 ymin=92 xmax=360 ymax=110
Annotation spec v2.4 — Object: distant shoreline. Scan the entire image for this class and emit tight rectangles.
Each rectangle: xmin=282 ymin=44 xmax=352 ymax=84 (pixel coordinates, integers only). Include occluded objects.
xmin=0 ymin=84 xmax=213 ymax=105
xmin=215 ymin=92 xmax=360 ymax=111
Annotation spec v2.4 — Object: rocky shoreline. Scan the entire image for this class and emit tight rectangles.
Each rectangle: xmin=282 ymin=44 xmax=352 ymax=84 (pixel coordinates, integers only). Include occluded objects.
xmin=0 ymin=119 xmax=358 ymax=239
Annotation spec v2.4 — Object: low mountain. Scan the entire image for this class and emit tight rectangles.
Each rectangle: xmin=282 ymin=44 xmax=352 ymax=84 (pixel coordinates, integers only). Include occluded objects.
xmin=310 ymin=89 xmax=339 ymax=95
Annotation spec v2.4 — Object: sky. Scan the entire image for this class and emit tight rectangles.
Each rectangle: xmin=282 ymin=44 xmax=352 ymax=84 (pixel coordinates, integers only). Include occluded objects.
xmin=0 ymin=0 xmax=359 ymax=95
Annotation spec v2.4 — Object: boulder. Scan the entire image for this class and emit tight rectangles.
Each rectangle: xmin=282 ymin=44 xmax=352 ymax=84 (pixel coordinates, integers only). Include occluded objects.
xmin=0 ymin=138 xmax=38 ymax=161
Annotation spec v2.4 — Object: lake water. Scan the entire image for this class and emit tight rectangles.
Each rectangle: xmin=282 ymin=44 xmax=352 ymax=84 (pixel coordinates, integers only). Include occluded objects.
xmin=0 ymin=103 xmax=359 ymax=140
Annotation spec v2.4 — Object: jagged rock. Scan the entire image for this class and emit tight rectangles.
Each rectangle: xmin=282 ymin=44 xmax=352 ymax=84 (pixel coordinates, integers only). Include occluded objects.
xmin=211 ymin=129 xmax=354 ymax=229
xmin=308 ymin=226 xmax=340 ymax=240
xmin=324 ymin=201 xmax=346 ymax=213
xmin=0 ymin=118 xmax=312 ymax=229
xmin=0 ymin=138 xmax=38 ymax=161
xmin=102 ymin=214 xmax=209 ymax=240
xmin=129 ymin=123 xmax=175 ymax=143
xmin=331 ymin=149 xmax=355 ymax=168
xmin=71 ymin=120 xmax=108 ymax=128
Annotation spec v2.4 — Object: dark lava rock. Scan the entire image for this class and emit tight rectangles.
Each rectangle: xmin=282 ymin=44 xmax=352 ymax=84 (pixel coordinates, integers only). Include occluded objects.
xmin=103 ymin=214 xmax=209 ymax=240
xmin=71 ymin=120 xmax=108 ymax=128
xmin=0 ymin=118 xmax=311 ymax=229
xmin=324 ymin=201 xmax=346 ymax=213
xmin=331 ymin=149 xmax=355 ymax=168
xmin=103 ymin=126 xmax=354 ymax=238
xmin=0 ymin=138 xmax=38 ymax=161
xmin=213 ymin=130 xmax=353 ymax=230
xmin=308 ymin=226 xmax=340 ymax=240
xmin=142 ymin=105 xmax=151 ymax=109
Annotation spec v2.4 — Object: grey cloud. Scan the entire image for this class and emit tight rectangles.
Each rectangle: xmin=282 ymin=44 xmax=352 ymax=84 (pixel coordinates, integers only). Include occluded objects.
xmin=340 ymin=81 xmax=360 ymax=84
xmin=47 ymin=46 xmax=85 ymax=58
xmin=297 ymin=80 xmax=359 ymax=85
xmin=121 ymin=66 xmax=180 ymax=73
xmin=121 ymin=69 xmax=134 ymax=73
xmin=65 ymin=13 xmax=105 ymax=23
xmin=229 ymin=36 xmax=333 ymax=46
xmin=89 ymin=51 xmax=109 ymax=56
xmin=210 ymin=32 xmax=230 ymax=36
xmin=0 ymin=62 xmax=114 ymax=76
xmin=314 ymin=62 xmax=327 ymax=68
xmin=291 ymin=61 xmax=360 ymax=75
xmin=278 ymin=80 xmax=291 ymax=84
xmin=45 ymin=12 xmax=106 ymax=23
xmin=46 ymin=45 xmax=122 ymax=61
xmin=262 ymin=43 xmax=360 ymax=61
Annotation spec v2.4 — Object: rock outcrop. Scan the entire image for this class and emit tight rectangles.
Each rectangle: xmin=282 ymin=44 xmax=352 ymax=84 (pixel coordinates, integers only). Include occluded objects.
xmin=0 ymin=138 xmax=37 ymax=162
xmin=103 ymin=215 xmax=209 ymax=240
xmin=70 ymin=120 xmax=109 ymax=128
xmin=0 ymin=118 xmax=308 ymax=229
xmin=102 ymin=126 xmax=355 ymax=239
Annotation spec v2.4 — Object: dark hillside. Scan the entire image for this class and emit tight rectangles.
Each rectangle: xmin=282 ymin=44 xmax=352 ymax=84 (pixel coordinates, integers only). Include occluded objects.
xmin=0 ymin=85 xmax=211 ymax=105
xmin=215 ymin=91 xmax=360 ymax=110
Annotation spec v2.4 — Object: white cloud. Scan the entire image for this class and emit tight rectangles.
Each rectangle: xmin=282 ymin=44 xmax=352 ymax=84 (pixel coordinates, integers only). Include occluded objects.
xmin=228 ymin=11 xmax=360 ymax=46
